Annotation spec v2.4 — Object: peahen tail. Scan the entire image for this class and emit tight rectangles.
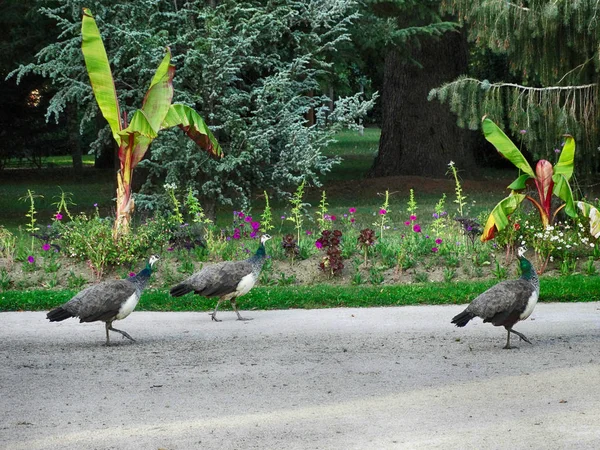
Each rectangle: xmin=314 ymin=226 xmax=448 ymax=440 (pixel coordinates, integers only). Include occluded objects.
xmin=46 ymin=307 xmax=74 ymax=322
xmin=170 ymin=283 xmax=193 ymax=297
xmin=451 ymin=309 xmax=475 ymax=327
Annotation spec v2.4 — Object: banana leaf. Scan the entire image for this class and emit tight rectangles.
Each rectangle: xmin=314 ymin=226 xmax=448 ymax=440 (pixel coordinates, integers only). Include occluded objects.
xmin=481 ymin=193 xmax=526 ymax=242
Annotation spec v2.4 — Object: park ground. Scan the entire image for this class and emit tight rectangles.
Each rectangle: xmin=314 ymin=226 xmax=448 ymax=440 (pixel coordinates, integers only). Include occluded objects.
xmin=2 ymin=303 xmax=600 ymax=449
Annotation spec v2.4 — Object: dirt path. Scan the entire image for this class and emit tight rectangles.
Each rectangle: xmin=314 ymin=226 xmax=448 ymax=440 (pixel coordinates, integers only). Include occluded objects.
xmin=2 ymin=303 xmax=600 ymax=449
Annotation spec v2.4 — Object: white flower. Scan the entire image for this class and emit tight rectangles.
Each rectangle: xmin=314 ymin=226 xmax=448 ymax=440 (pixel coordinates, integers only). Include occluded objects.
xmin=591 ymin=243 xmax=595 ymax=248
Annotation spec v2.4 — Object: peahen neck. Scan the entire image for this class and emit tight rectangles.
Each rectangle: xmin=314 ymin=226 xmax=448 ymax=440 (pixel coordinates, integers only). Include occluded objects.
xmin=519 ymin=256 xmax=539 ymax=291
xmin=131 ymin=264 xmax=153 ymax=289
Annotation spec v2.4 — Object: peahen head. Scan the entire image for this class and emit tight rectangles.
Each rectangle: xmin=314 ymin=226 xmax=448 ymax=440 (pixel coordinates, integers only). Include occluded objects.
xmin=517 ymin=246 xmax=535 ymax=279
xmin=145 ymin=255 xmax=160 ymax=272
xmin=255 ymin=234 xmax=272 ymax=258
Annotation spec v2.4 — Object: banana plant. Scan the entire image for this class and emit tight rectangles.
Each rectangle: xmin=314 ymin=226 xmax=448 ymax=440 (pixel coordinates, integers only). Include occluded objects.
xmin=480 ymin=117 xmax=579 ymax=242
xmin=81 ymin=9 xmax=222 ymax=238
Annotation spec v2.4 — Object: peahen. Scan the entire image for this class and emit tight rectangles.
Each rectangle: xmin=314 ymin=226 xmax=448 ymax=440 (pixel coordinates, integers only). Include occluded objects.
xmin=47 ymin=255 xmax=159 ymax=345
xmin=451 ymin=247 xmax=539 ymax=349
xmin=170 ymin=234 xmax=272 ymax=321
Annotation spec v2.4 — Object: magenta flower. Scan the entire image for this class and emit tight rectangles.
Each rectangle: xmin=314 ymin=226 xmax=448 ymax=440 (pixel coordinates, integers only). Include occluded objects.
xmin=244 ymin=216 xmax=252 ymax=223
xmin=315 ymin=241 xmax=323 ymax=249
xmin=350 ymin=218 xmax=355 ymax=223
xmin=55 ymin=213 xmax=63 ymax=221
xmin=431 ymin=247 xmax=439 ymax=253
xmin=306 ymin=230 xmax=312 ymax=235
xmin=331 ymin=215 xmax=337 ymax=221
xmin=250 ymin=231 xmax=257 ymax=238
xmin=435 ymin=238 xmax=443 ymax=245
xmin=404 ymin=221 xmax=410 ymax=226
xmin=27 ymin=256 xmax=35 ymax=264
xmin=379 ymin=209 xmax=387 ymax=215
xmin=281 ymin=215 xmax=286 ymax=220
xmin=238 ymin=212 xmax=245 ymax=219
xmin=129 ymin=272 xmax=136 ymax=277
xmin=413 ymin=224 xmax=421 ymax=233
xmin=410 ymin=215 xmax=417 ymax=221
xmin=251 ymin=221 xmax=260 ymax=231
xmin=42 ymin=243 xmax=51 ymax=251
xmin=167 ymin=247 xmax=174 ymax=252
xmin=349 ymin=207 xmax=356 ymax=214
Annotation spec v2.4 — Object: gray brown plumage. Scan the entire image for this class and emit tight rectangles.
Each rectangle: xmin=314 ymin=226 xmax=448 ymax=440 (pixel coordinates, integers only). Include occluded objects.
xmin=47 ymin=255 xmax=159 ymax=345
xmin=170 ymin=234 xmax=271 ymax=321
xmin=452 ymin=248 xmax=539 ymax=349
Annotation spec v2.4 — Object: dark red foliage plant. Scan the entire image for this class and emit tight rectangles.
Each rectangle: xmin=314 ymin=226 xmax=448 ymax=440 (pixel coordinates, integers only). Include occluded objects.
xmin=316 ymin=230 xmax=344 ymax=277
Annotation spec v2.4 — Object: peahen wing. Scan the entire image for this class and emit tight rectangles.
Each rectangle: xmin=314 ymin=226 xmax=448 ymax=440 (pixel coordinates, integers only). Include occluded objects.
xmin=63 ymin=280 xmax=137 ymax=323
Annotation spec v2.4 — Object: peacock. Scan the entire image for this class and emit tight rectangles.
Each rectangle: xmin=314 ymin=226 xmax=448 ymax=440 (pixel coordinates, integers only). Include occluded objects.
xmin=451 ymin=247 xmax=539 ymax=349
xmin=47 ymin=255 xmax=159 ymax=345
xmin=170 ymin=234 xmax=272 ymax=321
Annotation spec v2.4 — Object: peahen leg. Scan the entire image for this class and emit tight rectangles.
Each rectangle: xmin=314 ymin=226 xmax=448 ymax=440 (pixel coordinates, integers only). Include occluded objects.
xmin=503 ymin=329 xmax=512 ymax=350
xmin=108 ymin=323 xmax=135 ymax=342
xmin=209 ymin=299 xmax=223 ymax=322
xmin=231 ymin=298 xmax=252 ymax=321
xmin=105 ymin=322 xmax=111 ymax=346
xmin=509 ymin=328 xmax=532 ymax=345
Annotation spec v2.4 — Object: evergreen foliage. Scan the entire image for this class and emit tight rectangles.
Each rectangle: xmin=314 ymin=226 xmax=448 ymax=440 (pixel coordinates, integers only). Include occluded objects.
xmin=11 ymin=0 xmax=375 ymax=214
xmin=431 ymin=0 xmax=600 ymax=178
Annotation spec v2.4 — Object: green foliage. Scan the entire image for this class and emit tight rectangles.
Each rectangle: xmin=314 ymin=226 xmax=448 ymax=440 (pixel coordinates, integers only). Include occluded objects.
xmin=316 ymin=191 xmax=329 ymax=234
xmin=185 ymin=188 xmax=212 ymax=226
xmin=407 ymin=189 xmax=418 ymax=216
xmin=584 ymin=257 xmax=597 ymax=276
xmin=288 ymin=180 xmax=307 ymax=246
xmin=66 ymin=271 xmax=87 ymax=290
xmin=447 ymin=162 xmax=466 ymax=217
xmin=374 ymin=190 xmax=390 ymax=239
xmin=491 ymin=260 xmax=508 ymax=281
xmin=19 ymin=189 xmax=42 ymax=253
xmin=0 ymin=268 xmax=12 ymax=290
xmin=260 ymin=192 xmax=275 ymax=234
xmin=164 ymin=183 xmax=184 ymax=225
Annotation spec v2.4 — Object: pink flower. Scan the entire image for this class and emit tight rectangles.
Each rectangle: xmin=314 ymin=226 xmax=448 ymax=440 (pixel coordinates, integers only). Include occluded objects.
xmin=306 ymin=230 xmax=312 ymax=235
xmin=129 ymin=272 xmax=136 ymax=277
xmin=27 ymin=256 xmax=35 ymax=264
xmin=519 ymin=129 xmax=527 ymax=134
xmin=350 ymin=218 xmax=355 ymax=223
xmin=251 ymin=221 xmax=260 ymax=231
xmin=435 ymin=238 xmax=443 ymax=245
xmin=250 ymin=231 xmax=257 ymax=238
xmin=431 ymin=247 xmax=439 ymax=253
xmin=315 ymin=241 xmax=323 ymax=249
xmin=55 ymin=213 xmax=63 ymax=221
xmin=349 ymin=207 xmax=356 ymax=214
xmin=404 ymin=221 xmax=410 ymax=226
xmin=331 ymin=215 xmax=336 ymax=221
xmin=413 ymin=224 xmax=421 ymax=233
xmin=410 ymin=215 xmax=417 ymax=221
xmin=42 ymin=243 xmax=51 ymax=251
xmin=244 ymin=216 xmax=252 ymax=223
xmin=238 ymin=212 xmax=245 ymax=219
xmin=379 ymin=209 xmax=387 ymax=215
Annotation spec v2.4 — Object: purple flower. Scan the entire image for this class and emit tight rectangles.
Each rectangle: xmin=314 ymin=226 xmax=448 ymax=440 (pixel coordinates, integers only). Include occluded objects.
xmin=350 ymin=218 xmax=355 ymax=223
xmin=379 ymin=209 xmax=387 ymax=215
xmin=244 ymin=216 xmax=252 ymax=223
xmin=431 ymin=247 xmax=439 ymax=253
xmin=233 ymin=228 xmax=241 ymax=240
xmin=27 ymin=256 xmax=35 ymax=264
xmin=425 ymin=235 xmax=430 ymax=239
xmin=238 ymin=212 xmax=245 ymax=219
xmin=251 ymin=221 xmax=260 ymax=231
xmin=435 ymin=238 xmax=443 ymax=245
xmin=129 ymin=272 xmax=136 ymax=277
xmin=250 ymin=231 xmax=257 ymax=238
xmin=441 ymin=211 xmax=448 ymax=217
xmin=42 ymin=243 xmax=51 ymax=251
xmin=93 ymin=203 xmax=98 ymax=207
xmin=432 ymin=213 xmax=439 ymax=219
xmin=349 ymin=207 xmax=356 ymax=214
xmin=331 ymin=215 xmax=337 ymax=221
xmin=413 ymin=224 xmax=421 ymax=233
xmin=410 ymin=215 xmax=417 ymax=221
xmin=315 ymin=241 xmax=323 ymax=249
xmin=404 ymin=221 xmax=410 ymax=226
xmin=167 ymin=247 xmax=174 ymax=252
xmin=554 ymin=148 xmax=561 ymax=154
xmin=306 ymin=230 xmax=312 ymax=235
xmin=281 ymin=215 xmax=286 ymax=220
xmin=55 ymin=213 xmax=63 ymax=221
xmin=520 ymin=129 xmax=527 ymax=135
xmin=343 ymin=214 xmax=348 ymax=218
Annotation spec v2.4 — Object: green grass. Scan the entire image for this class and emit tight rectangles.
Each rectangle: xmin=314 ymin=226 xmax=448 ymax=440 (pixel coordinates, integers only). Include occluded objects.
xmin=4 ymin=155 xmax=95 ymax=169
xmin=2 ymin=275 xmax=599 ymax=312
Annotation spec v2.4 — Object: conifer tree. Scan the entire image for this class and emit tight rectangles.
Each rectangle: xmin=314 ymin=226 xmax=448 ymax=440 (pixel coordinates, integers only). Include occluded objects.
xmin=430 ymin=1 xmax=600 ymax=181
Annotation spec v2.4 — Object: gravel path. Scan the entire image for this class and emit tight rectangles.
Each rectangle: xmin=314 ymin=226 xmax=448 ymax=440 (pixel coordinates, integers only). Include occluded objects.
xmin=1 ymin=303 xmax=600 ymax=450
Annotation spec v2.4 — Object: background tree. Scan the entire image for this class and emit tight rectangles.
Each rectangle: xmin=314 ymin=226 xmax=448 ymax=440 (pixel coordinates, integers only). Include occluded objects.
xmin=431 ymin=0 xmax=600 ymax=186
xmin=352 ymin=0 xmax=480 ymax=178
xmin=11 ymin=0 xmax=374 ymax=217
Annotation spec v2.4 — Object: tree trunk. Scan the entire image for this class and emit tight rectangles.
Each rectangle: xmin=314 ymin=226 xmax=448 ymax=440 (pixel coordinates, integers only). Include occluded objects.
xmin=67 ymin=103 xmax=83 ymax=172
xmin=369 ymin=31 xmax=478 ymax=178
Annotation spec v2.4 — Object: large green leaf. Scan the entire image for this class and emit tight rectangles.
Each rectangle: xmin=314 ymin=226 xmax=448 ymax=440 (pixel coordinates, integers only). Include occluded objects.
xmin=481 ymin=193 xmax=526 ymax=242
xmin=81 ymin=8 xmax=121 ymax=142
xmin=553 ymin=135 xmax=575 ymax=181
xmin=481 ymin=117 xmax=535 ymax=178
xmin=163 ymin=104 xmax=223 ymax=158
xmin=507 ymin=173 xmax=531 ymax=190
xmin=552 ymin=173 xmax=577 ymax=218
xmin=141 ymin=49 xmax=175 ymax=134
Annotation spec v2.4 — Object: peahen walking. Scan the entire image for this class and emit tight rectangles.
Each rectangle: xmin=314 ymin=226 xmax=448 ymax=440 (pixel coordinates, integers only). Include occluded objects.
xmin=170 ymin=234 xmax=272 ymax=321
xmin=451 ymin=247 xmax=539 ymax=349
xmin=47 ymin=255 xmax=159 ymax=345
